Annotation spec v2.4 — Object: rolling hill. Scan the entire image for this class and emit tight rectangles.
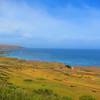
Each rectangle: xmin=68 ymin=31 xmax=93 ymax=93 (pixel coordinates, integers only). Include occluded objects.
xmin=0 ymin=57 xmax=100 ymax=100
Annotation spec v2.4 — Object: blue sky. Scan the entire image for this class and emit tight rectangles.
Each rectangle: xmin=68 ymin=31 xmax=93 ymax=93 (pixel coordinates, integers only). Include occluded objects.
xmin=0 ymin=0 xmax=100 ymax=49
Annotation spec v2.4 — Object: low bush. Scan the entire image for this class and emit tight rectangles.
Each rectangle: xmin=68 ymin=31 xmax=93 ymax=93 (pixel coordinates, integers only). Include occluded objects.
xmin=79 ymin=95 xmax=96 ymax=100
xmin=65 ymin=65 xmax=72 ymax=69
xmin=24 ymin=79 xmax=33 ymax=82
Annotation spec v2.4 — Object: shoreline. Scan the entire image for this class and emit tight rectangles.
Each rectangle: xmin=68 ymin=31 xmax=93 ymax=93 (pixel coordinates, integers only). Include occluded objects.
xmin=0 ymin=57 xmax=100 ymax=68
xmin=1 ymin=48 xmax=100 ymax=67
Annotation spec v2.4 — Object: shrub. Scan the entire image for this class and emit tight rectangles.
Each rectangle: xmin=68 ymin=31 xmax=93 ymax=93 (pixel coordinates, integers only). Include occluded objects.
xmin=36 ymin=77 xmax=46 ymax=80
xmin=33 ymin=89 xmax=53 ymax=96
xmin=24 ymin=79 xmax=33 ymax=82
xmin=79 ymin=95 xmax=96 ymax=100
xmin=62 ymin=96 xmax=72 ymax=100
xmin=65 ymin=65 xmax=72 ymax=69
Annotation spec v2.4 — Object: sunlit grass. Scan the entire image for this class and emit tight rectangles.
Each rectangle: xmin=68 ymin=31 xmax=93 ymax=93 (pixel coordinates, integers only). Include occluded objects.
xmin=0 ymin=57 xmax=100 ymax=100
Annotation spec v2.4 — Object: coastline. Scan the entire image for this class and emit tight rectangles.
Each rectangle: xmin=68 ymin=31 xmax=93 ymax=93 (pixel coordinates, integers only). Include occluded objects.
xmin=0 ymin=56 xmax=100 ymax=68
xmin=1 ymin=47 xmax=100 ymax=66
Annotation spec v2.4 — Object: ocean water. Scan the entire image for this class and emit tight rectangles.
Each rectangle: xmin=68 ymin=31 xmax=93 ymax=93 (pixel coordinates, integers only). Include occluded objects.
xmin=0 ymin=48 xmax=100 ymax=66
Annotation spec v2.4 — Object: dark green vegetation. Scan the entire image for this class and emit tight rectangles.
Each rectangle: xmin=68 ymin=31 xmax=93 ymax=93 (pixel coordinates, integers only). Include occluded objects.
xmin=0 ymin=86 xmax=72 ymax=100
xmin=79 ymin=95 xmax=95 ymax=100
xmin=65 ymin=65 xmax=72 ymax=69
xmin=0 ymin=57 xmax=100 ymax=100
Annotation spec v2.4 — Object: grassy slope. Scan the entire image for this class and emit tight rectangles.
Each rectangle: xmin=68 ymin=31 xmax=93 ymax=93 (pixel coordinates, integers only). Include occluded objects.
xmin=0 ymin=57 xmax=100 ymax=100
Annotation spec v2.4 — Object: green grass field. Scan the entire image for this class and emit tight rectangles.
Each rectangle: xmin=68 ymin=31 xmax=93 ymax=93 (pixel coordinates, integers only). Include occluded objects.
xmin=0 ymin=57 xmax=100 ymax=100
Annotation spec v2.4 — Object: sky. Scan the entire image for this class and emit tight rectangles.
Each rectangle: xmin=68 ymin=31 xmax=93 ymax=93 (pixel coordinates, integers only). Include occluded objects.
xmin=0 ymin=0 xmax=100 ymax=49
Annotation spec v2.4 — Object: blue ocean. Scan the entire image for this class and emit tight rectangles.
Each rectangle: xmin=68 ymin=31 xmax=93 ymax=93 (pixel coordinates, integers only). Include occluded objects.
xmin=0 ymin=48 xmax=100 ymax=66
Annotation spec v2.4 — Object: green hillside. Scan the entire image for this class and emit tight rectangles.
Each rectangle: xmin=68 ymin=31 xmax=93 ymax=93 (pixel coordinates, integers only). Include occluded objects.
xmin=0 ymin=57 xmax=100 ymax=100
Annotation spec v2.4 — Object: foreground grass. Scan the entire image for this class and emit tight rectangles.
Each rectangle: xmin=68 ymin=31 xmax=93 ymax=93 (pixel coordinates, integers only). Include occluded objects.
xmin=0 ymin=57 xmax=100 ymax=100
xmin=0 ymin=86 xmax=73 ymax=100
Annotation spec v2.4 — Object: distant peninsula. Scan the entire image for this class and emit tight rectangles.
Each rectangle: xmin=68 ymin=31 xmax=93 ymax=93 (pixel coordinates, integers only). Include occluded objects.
xmin=0 ymin=44 xmax=24 ymax=50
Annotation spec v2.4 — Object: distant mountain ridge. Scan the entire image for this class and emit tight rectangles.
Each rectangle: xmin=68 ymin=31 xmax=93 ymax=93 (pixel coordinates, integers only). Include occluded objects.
xmin=0 ymin=44 xmax=23 ymax=50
